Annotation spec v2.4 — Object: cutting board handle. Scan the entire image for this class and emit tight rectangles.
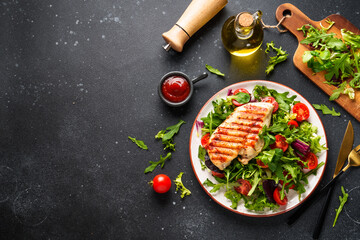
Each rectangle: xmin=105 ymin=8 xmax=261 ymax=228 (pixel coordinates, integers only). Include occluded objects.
xmin=276 ymin=3 xmax=316 ymax=41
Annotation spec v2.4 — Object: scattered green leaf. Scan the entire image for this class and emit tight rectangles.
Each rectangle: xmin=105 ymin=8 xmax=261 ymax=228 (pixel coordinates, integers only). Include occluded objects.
xmin=144 ymin=152 xmax=172 ymax=174
xmin=205 ymin=64 xmax=225 ymax=76
xmin=174 ymin=172 xmax=191 ymax=198
xmin=128 ymin=136 xmax=148 ymax=150
xmin=312 ymin=104 xmax=341 ymax=116
xmin=265 ymin=41 xmax=288 ymax=75
xmin=333 ymin=186 xmax=349 ymax=227
xmin=155 ymin=120 xmax=185 ymax=151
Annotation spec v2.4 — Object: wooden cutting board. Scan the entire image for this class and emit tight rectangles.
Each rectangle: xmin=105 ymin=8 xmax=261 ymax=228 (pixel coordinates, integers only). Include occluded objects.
xmin=275 ymin=3 xmax=360 ymax=121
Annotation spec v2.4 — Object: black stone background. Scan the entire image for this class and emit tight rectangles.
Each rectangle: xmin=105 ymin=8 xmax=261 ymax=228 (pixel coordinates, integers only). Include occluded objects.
xmin=1 ymin=0 xmax=360 ymax=239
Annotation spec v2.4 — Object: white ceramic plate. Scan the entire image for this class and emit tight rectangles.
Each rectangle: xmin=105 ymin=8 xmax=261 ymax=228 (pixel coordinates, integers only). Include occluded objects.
xmin=189 ymin=80 xmax=328 ymax=217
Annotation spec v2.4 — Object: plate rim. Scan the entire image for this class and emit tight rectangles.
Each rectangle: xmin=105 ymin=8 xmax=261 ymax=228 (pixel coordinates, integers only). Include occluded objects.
xmin=189 ymin=80 xmax=328 ymax=217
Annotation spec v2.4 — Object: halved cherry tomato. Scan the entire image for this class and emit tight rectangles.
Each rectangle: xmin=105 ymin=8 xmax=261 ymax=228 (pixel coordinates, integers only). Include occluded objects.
xmin=256 ymin=159 xmax=268 ymax=168
xmin=288 ymin=120 xmax=299 ymax=128
xmin=273 ymin=188 xmax=288 ymax=205
xmin=151 ymin=174 xmax=172 ymax=193
xmin=232 ymin=88 xmax=250 ymax=107
xmin=292 ymin=102 xmax=310 ymax=122
xmin=261 ymin=96 xmax=279 ymax=113
xmin=234 ymin=179 xmax=252 ymax=196
xmin=211 ymin=171 xmax=225 ymax=178
xmin=201 ymin=133 xmax=210 ymax=148
xmin=304 ymin=152 xmax=318 ymax=170
xmin=270 ymin=135 xmax=289 ymax=152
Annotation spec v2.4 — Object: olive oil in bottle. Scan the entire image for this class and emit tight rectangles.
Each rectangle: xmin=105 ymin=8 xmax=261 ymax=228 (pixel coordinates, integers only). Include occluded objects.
xmin=221 ymin=11 xmax=263 ymax=57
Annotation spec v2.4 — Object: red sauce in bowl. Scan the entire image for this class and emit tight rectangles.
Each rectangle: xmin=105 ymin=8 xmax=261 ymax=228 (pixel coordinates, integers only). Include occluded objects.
xmin=161 ymin=75 xmax=190 ymax=103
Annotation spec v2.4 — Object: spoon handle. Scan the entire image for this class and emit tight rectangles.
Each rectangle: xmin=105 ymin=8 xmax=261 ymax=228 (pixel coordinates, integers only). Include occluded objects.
xmin=312 ymin=185 xmax=335 ymax=239
xmin=192 ymin=72 xmax=208 ymax=84
xmin=287 ymin=171 xmax=344 ymax=225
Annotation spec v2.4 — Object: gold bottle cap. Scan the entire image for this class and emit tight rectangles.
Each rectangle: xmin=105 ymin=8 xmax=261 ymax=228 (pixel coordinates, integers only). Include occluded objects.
xmin=238 ymin=13 xmax=253 ymax=27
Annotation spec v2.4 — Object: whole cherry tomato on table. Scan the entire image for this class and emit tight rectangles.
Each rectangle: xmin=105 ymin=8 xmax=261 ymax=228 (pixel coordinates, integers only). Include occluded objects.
xmin=151 ymin=174 xmax=172 ymax=193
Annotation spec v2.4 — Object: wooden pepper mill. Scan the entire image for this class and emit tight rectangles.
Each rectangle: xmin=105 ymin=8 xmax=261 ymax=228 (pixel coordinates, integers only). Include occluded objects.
xmin=162 ymin=0 xmax=228 ymax=52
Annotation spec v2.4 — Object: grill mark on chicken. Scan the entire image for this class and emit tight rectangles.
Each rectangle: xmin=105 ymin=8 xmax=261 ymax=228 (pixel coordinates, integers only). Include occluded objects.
xmin=207 ymin=102 xmax=273 ymax=170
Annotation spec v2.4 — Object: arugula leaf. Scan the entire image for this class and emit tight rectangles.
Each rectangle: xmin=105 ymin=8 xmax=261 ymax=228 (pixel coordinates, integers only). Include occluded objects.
xmin=271 ymin=90 xmax=297 ymax=112
xmin=324 ymin=53 xmax=353 ymax=81
xmin=299 ymin=24 xmax=360 ymax=100
xmin=341 ymin=29 xmax=360 ymax=49
xmin=258 ymin=125 xmax=275 ymax=149
xmin=198 ymin=146 xmax=207 ymax=170
xmin=205 ymin=64 xmax=225 ymax=76
xmin=144 ymin=152 xmax=172 ymax=174
xmin=265 ymin=41 xmax=288 ymax=75
xmin=174 ymin=172 xmax=191 ymax=198
xmin=333 ymin=186 xmax=349 ymax=227
xmin=224 ymin=189 xmax=243 ymax=209
xmin=203 ymin=178 xmax=227 ymax=193
xmin=128 ymin=136 xmax=148 ymax=150
xmin=320 ymin=18 xmax=335 ymax=31
xmin=349 ymin=73 xmax=360 ymax=88
xmin=312 ymin=104 xmax=341 ymax=116
xmin=155 ymin=120 xmax=185 ymax=151
xmin=252 ymin=85 xmax=296 ymax=112
xmin=329 ymin=81 xmax=347 ymax=101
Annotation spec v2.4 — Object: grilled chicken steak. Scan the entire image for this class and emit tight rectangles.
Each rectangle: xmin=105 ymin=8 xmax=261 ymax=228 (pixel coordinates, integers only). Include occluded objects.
xmin=206 ymin=102 xmax=273 ymax=170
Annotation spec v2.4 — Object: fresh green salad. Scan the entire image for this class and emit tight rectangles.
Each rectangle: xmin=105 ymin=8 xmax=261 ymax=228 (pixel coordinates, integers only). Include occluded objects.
xmin=298 ymin=20 xmax=360 ymax=101
xmin=197 ymin=85 xmax=327 ymax=211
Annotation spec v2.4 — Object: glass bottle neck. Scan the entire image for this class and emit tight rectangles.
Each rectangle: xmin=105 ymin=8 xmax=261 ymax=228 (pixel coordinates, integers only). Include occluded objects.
xmin=234 ymin=12 xmax=255 ymax=39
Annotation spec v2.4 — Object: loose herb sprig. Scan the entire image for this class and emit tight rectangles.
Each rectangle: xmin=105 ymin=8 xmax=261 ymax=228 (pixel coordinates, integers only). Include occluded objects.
xmin=144 ymin=152 xmax=172 ymax=174
xmin=205 ymin=64 xmax=225 ymax=77
xmin=312 ymin=104 xmax=341 ymax=116
xmin=128 ymin=136 xmax=148 ymax=150
xmin=155 ymin=120 xmax=185 ymax=151
xmin=174 ymin=172 xmax=191 ymax=198
xmin=333 ymin=186 xmax=349 ymax=227
xmin=265 ymin=41 xmax=288 ymax=75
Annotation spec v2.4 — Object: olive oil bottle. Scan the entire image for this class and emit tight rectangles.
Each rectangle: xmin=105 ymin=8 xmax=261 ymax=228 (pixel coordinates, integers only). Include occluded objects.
xmin=221 ymin=11 xmax=263 ymax=57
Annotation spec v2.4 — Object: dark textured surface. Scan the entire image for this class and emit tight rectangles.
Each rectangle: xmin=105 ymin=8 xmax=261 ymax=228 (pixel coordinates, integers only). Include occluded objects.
xmin=0 ymin=0 xmax=360 ymax=239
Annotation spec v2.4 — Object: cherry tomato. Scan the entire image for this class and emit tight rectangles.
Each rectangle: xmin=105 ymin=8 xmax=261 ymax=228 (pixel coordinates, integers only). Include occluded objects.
xmin=304 ymin=152 xmax=318 ymax=170
xmin=288 ymin=120 xmax=299 ymax=128
xmin=151 ymin=174 xmax=171 ymax=193
xmin=256 ymin=159 xmax=268 ymax=168
xmin=270 ymin=135 xmax=289 ymax=152
xmin=234 ymin=179 xmax=252 ymax=196
xmin=261 ymin=96 xmax=279 ymax=113
xmin=292 ymin=103 xmax=310 ymax=122
xmin=232 ymin=88 xmax=250 ymax=107
xmin=273 ymin=188 xmax=288 ymax=205
xmin=201 ymin=133 xmax=210 ymax=148
xmin=211 ymin=171 xmax=225 ymax=178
